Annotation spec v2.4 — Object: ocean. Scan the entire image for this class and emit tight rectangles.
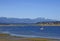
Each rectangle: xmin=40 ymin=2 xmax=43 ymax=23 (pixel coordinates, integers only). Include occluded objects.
xmin=0 ymin=26 xmax=60 ymax=39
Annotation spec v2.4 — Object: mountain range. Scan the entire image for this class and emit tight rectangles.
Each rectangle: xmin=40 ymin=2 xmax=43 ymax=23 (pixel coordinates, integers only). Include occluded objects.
xmin=0 ymin=17 xmax=57 ymax=23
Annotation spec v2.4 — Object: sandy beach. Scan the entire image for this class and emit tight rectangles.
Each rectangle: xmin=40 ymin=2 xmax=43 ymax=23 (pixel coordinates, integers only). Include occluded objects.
xmin=0 ymin=37 xmax=60 ymax=41
xmin=0 ymin=34 xmax=60 ymax=41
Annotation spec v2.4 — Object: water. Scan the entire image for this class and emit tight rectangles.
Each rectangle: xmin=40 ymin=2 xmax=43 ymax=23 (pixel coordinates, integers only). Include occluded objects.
xmin=0 ymin=26 xmax=60 ymax=39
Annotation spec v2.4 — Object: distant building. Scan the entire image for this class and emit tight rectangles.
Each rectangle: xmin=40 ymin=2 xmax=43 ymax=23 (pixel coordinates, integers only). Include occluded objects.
xmin=36 ymin=21 xmax=60 ymax=24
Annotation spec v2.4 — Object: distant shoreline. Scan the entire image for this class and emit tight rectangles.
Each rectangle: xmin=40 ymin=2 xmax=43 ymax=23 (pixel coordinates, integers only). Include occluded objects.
xmin=0 ymin=24 xmax=60 ymax=26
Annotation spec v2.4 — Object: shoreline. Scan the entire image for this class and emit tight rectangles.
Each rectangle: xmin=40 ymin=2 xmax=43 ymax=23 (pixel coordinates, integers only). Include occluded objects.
xmin=0 ymin=33 xmax=60 ymax=41
xmin=0 ymin=32 xmax=60 ymax=39
xmin=0 ymin=24 xmax=60 ymax=26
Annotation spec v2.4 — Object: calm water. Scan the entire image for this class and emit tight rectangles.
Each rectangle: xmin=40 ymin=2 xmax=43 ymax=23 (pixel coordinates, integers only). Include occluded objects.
xmin=0 ymin=26 xmax=60 ymax=39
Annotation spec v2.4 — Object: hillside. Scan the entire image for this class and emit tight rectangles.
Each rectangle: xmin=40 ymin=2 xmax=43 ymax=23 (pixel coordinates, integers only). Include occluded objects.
xmin=0 ymin=17 xmax=56 ymax=23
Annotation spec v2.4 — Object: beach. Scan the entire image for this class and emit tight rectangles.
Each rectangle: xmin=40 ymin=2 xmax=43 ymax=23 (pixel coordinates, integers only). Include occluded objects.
xmin=0 ymin=33 xmax=60 ymax=41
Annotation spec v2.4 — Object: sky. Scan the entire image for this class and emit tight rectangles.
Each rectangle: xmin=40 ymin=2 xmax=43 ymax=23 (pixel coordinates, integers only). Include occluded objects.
xmin=0 ymin=0 xmax=60 ymax=20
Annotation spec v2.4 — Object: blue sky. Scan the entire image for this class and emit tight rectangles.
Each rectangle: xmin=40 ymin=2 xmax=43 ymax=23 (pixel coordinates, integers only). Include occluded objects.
xmin=0 ymin=0 xmax=60 ymax=20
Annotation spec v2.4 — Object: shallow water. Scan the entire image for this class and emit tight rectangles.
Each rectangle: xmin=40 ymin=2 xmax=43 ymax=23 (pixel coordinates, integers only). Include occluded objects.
xmin=0 ymin=26 xmax=60 ymax=39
